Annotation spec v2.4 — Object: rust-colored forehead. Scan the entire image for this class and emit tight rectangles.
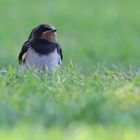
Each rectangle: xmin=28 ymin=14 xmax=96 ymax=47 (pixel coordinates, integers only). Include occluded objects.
xmin=28 ymin=24 xmax=57 ymax=40
xmin=42 ymin=30 xmax=57 ymax=34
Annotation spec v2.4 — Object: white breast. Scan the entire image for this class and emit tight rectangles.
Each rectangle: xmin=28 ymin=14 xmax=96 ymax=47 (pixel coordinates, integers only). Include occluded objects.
xmin=23 ymin=47 xmax=61 ymax=73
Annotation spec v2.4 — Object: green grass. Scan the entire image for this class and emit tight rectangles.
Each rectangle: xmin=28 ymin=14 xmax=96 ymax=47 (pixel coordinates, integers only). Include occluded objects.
xmin=0 ymin=125 xmax=140 ymax=140
xmin=0 ymin=0 xmax=140 ymax=139
xmin=0 ymin=65 xmax=140 ymax=139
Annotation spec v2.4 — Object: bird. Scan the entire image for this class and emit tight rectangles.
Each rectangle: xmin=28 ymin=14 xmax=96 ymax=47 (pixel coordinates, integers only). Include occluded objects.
xmin=18 ymin=24 xmax=63 ymax=74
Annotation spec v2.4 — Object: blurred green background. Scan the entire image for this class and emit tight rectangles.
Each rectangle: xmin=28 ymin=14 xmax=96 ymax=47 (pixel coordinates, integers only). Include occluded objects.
xmin=0 ymin=0 xmax=140 ymax=139
xmin=0 ymin=0 xmax=140 ymax=71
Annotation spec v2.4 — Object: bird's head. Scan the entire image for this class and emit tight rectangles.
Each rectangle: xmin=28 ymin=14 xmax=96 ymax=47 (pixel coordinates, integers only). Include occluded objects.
xmin=28 ymin=24 xmax=57 ymax=42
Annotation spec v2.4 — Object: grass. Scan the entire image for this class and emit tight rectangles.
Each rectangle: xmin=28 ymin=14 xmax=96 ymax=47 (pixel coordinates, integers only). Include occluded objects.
xmin=0 ymin=125 xmax=140 ymax=140
xmin=0 ymin=65 xmax=140 ymax=139
xmin=0 ymin=0 xmax=140 ymax=139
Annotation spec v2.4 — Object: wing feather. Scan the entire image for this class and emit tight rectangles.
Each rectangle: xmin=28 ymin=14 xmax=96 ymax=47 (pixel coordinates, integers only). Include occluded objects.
xmin=18 ymin=41 xmax=30 ymax=64
xmin=56 ymin=43 xmax=63 ymax=61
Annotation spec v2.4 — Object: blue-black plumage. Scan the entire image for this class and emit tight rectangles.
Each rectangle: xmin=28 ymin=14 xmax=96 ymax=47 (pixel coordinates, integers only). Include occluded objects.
xmin=18 ymin=24 xmax=63 ymax=73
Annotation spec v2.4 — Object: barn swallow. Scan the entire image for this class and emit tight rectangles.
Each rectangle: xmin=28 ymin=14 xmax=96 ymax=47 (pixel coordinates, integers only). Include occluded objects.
xmin=18 ymin=24 xmax=63 ymax=73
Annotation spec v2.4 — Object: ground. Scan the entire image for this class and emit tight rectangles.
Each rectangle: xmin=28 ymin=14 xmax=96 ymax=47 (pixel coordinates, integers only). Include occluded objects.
xmin=0 ymin=0 xmax=140 ymax=139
